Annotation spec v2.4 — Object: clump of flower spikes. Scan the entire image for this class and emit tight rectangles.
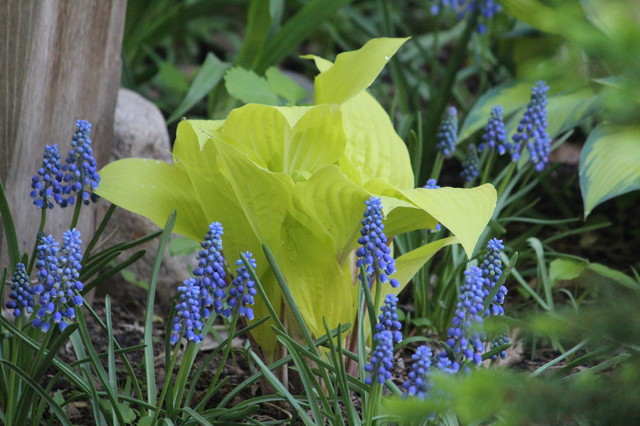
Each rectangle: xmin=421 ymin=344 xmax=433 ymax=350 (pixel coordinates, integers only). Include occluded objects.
xmin=430 ymin=0 xmax=502 ymax=33
xmin=171 ymin=221 xmax=258 ymax=345
xmin=226 ymin=252 xmax=258 ymax=320
xmin=423 ymin=179 xmax=442 ymax=232
xmin=61 ymin=119 xmax=101 ymax=205
xmin=356 ymin=197 xmax=399 ymax=288
xmin=30 ymin=144 xmax=64 ymax=209
xmin=32 ymin=229 xmax=85 ymax=332
xmin=364 ymin=330 xmax=395 ymax=385
xmin=478 ymin=105 xmax=507 ymax=155
xmin=446 ymin=266 xmax=486 ymax=366
xmin=5 ymin=263 xmax=35 ymax=317
xmin=435 ymin=106 xmax=458 ymax=157
xmin=460 ymin=144 xmax=480 ymax=182
xmin=508 ymin=81 xmax=550 ymax=170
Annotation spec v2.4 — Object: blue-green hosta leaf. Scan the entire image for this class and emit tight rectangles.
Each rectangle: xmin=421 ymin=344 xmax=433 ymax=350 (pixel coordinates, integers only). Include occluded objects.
xmin=580 ymin=124 xmax=640 ymax=216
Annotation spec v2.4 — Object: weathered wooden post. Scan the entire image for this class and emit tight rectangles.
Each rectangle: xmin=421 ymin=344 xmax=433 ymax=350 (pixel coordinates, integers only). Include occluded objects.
xmin=0 ymin=1 xmax=126 ymax=271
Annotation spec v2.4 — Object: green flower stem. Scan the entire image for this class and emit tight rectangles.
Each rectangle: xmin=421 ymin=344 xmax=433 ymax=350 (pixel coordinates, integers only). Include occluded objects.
xmin=429 ymin=152 xmax=445 ymax=182
xmin=171 ymin=340 xmax=198 ymax=411
xmin=27 ymin=208 xmax=47 ymax=274
xmin=150 ymin=345 xmax=180 ymax=424
xmin=497 ymin=162 xmax=516 ymax=197
xmin=481 ymin=149 xmax=496 ymax=184
xmin=210 ymin=313 xmax=239 ymax=389
xmin=365 ymin=380 xmax=383 ymax=426
xmin=70 ymin=197 xmax=83 ymax=230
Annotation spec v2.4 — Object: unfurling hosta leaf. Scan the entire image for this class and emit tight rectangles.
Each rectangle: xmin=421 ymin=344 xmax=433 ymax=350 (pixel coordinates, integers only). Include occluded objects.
xmin=98 ymin=38 xmax=497 ymax=360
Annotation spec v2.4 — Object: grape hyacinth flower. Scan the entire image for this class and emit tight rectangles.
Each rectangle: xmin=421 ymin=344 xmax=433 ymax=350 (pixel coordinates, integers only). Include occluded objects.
xmin=226 ymin=252 xmax=258 ymax=320
xmin=434 ymin=350 xmax=460 ymax=374
xmin=193 ymin=222 xmax=228 ymax=315
xmin=430 ymin=0 xmax=502 ymax=33
xmin=171 ymin=278 xmax=206 ymax=344
xmin=423 ymin=179 xmax=442 ymax=232
xmin=460 ymin=144 xmax=479 ymax=182
xmin=478 ymin=105 xmax=507 ymax=155
xmin=30 ymin=144 xmax=64 ymax=209
xmin=402 ymin=345 xmax=433 ymax=399
xmin=491 ymin=331 xmax=510 ymax=360
xmin=364 ymin=330 xmax=395 ymax=384
xmin=32 ymin=229 xmax=84 ymax=332
xmin=509 ymin=81 xmax=550 ymax=168
xmin=5 ymin=263 xmax=35 ymax=318
xmin=447 ymin=266 xmax=486 ymax=366
xmin=435 ymin=106 xmax=458 ymax=157
xmin=481 ymin=238 xmax=507 ymax=316
xmin=356 ymin=197 xmax=399 ymax=288
xmin=61 ymin=119 xmax=101 ymax=205
xmin=376 ymin=294 xmax=402 ymax=343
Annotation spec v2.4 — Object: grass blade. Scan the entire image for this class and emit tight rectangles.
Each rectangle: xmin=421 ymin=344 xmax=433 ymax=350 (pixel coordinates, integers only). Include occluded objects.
xmin=144 ymin=210 xmax=177 ymax=413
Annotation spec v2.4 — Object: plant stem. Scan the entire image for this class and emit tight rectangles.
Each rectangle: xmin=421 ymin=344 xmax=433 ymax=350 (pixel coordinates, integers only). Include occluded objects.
xmin=70 ymin=198 xmax=83 ymax=230
xmin=27 ymin=209 xmax=47 ymax=274
xmin=429 ymin=152 xmax=445 ymax=182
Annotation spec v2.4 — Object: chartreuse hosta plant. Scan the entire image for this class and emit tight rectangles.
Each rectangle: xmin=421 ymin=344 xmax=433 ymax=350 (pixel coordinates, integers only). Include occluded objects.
xmin=97 ymin=38 xmax=497 ymax=360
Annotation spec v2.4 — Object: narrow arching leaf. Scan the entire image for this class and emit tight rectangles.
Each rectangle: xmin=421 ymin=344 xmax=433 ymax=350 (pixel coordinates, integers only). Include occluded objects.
xmin=167 ymin=53 xmax=230 ymax=123
xmin=580 ymin=124 xmax=640 ymax=216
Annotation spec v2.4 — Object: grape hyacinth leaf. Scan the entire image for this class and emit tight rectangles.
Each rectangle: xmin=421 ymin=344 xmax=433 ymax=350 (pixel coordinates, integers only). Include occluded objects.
xmin=580 ymin=124 xmax=640 ymax=216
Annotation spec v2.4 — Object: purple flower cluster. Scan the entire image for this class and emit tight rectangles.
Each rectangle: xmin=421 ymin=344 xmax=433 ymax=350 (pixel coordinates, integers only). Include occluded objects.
xmin=171 ymin=222 xmax=258 ymax=345
xmin=479 ymin=105 xmax=507 ymax=154
xmin=435 ymin=106 xmax=458 ymax=157
xmin=403 ymin=346 xmax=433 ymax=398
xmin=61 ymin=120 xmax=101 ymax=205
xmin=460 ymin=144 xmax=479 ymax=183
xmin=356 ymin=197 xmax=399 ymax=288
xmin=30 ymin=120 xmax=100 ymax=209
xmin=227 ymin=253 xmax=258 ymax=320
xmin=6 ymin=263 xmax=35 ymax=317
xmin=376 ymin=294 xmax=403 ymax=343
xmin=31 ymin=229 xmax=85 ymax=332
xmin=481 ymin=238 xmax=507 ymax=316
xmin=446 ymin=266 xmax=486 ymax=366
xmin=509 ymin=81 xmax=550 ymax=170
xmin=431 ymin=0 xmax=502 ymax=33
xmin=364 ymin=330 xmax=395 ymax=385
xmin=30 ymin=145 xmax=64 ymax=209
